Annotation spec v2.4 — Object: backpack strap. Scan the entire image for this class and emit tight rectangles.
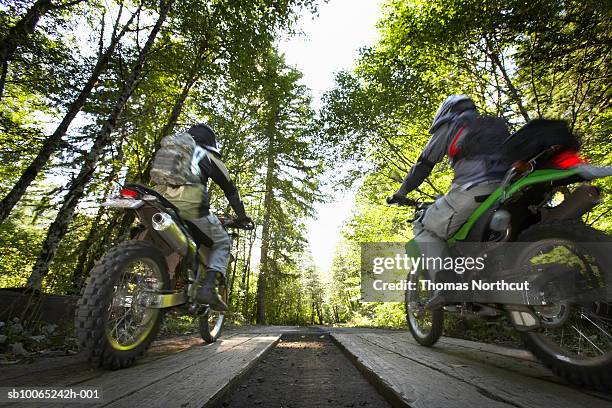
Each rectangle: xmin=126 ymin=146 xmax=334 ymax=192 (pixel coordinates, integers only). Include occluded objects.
xmin=448 ymin=126 xmax=465 ymax=158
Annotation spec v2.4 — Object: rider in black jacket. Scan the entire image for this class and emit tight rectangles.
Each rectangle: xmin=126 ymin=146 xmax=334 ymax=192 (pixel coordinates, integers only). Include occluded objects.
xmin=158 ymin=123 xmax=251 ymax=311
xmin=189 ymin=123 xmax=252 ymax=311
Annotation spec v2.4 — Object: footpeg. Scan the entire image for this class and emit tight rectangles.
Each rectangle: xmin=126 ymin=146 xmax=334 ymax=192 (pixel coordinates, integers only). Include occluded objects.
xmin=506 ymin=305 xmax=540 ymax=331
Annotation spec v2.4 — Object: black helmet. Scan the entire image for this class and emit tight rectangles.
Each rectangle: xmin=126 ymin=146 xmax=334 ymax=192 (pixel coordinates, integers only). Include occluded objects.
xmin=188 ymin=123 xmax=220 ymax=155
xmin=429 ymin=94 xmax=477 ymax=134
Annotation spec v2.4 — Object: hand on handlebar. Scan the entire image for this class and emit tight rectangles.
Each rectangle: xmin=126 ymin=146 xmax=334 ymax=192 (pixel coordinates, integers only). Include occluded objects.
xmin=219 ymin=216 xmax=255 ymax=230
xmin=236 ymin=216 xmax=255 ymax=230
xmin=386 ymin=194 xmax=417 ymax=207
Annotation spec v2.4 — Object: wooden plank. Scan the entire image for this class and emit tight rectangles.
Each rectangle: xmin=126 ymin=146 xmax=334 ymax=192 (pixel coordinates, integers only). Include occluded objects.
xmin=357 ymin=332 xmax=612 ymax=408
xmin=0 ymin=334 xmax=210 ymax=386
xmin=330 ymin=328 xmax=565 ymax=385
xmin=0 ymin=355 xmax=82 ymax=384
xmin=332 ymin=333 xmax=515 ymax=408
xmin=0 ymin=327 xmax=292 ymax=385
xmin=334 ymin=332 xmax=610 ymax=408
xmin=4 ymin=333 xmax=263 ymax=408
xmin=439 ymin=336 xmax=537 ymax=362
xmin=103 ymin=334 xmax=280 ymax=408
xmin=428 ymin=335 xmax=611 ymax=401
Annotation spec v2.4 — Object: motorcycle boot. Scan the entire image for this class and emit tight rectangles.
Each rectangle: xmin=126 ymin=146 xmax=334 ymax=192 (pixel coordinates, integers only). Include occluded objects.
xmin=196 ymin=269 xmax=228 ymax=311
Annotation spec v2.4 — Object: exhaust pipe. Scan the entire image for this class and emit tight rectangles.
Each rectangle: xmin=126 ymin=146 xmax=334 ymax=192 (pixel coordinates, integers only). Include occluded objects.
xmin=543 ymin=184 xmax=600 ymax=221
xmin=151 ymin=212 xmax=196 ymax=256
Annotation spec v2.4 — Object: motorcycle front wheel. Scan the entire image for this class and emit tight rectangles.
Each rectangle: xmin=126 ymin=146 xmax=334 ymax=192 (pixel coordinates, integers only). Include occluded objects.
xmin=405 ymin=268 xmax=444 ymax=346
xmin=198 ymin=284 xmax=227 ymax=343
xmin=75 ymin=240 xmax=170 ymax=369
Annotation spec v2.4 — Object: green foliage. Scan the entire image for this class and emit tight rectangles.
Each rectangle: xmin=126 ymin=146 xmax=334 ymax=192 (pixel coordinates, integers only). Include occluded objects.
xmin=1 ymin=0 xmax=610 ymax=335
xmin=0 ymin=0 xmax=328 ymax=327
xmin=0 ymin=212 xmax=44 ymax=288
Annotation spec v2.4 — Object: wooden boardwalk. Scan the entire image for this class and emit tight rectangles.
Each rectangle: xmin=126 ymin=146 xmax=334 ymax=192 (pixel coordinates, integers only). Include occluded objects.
xmin=330 ymin=328 xmax=612 ymax=408
xmin=1 ymin=327 xmax=288 ymax=408
xmin=1 ymin=326 xmax=610 ymax=407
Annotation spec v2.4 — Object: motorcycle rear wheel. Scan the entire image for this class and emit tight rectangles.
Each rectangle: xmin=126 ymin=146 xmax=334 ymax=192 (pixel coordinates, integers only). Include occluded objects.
xmin=75 ymin=240 xmax=170 ymax=369
xmin=517 ymin=220 xmax=612 ymax=391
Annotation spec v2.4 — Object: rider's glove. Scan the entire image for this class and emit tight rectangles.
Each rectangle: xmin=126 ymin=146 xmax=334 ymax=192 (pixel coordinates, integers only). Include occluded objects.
xmin=236 ymin=216 xmax=254 ymax=229
xmin=387 ymin=193 xmax=416 ymax=206
xmin=386 ymin=192 xmax=405 ymax=205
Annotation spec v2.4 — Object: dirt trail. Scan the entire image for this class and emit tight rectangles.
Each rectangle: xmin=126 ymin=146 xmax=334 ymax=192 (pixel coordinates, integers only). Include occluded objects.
xmin=219 ymin=332 xmax=391 ymax=408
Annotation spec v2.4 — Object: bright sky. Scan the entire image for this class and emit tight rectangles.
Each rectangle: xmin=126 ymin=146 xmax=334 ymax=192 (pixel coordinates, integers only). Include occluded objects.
xmin=277 ymin=0 xmax=384 ymax=274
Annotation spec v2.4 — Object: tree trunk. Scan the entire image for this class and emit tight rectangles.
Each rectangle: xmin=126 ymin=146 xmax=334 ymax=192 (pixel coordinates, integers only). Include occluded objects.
xmin=70 ymin=206 xmax=106 ymax=293
xmin=241 ymin=229 xmax=254 ymax=320
xmin=310 ymin=302 xmax=315 ymax=325
xmin=244 ymin=260 xmax=251 ymax=321
xmin=0 ymin=0 xmax=87 ymax=100
xmin=79 ymin=210 xmax=123 ymax=282
xmin=0 ymin=5 xmax=139 ymax=224
xmin=485 ymin=39 xmax=530 ymax=122
xmin=255 ymin=127 xmax=275 ymax=324
xmin=70 ymin=139 xmax=125 ymax=293
xmin=227 ymin=236 xmax=240 ymax=300
xmin=26 ymin=0 xmax=174 ymax=290
xmin=0 ymin=0 xmax=52 ymax=100
xmin=295 ymin=290 xmax=301 ymax=324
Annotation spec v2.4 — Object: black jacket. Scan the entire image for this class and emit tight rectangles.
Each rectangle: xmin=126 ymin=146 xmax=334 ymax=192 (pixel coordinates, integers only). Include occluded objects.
xmin=194 ymin=146 xmax=246 ymax=218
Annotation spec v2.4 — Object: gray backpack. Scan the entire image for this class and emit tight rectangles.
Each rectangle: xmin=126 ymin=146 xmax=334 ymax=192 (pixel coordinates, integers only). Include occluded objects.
xmin=150 ymin=132 xmax=202 ymax=186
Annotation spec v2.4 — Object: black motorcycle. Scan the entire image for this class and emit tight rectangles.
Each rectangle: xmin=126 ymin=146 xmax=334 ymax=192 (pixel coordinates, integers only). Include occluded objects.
xmin=75 ymin=183 xmax=253 ymax=369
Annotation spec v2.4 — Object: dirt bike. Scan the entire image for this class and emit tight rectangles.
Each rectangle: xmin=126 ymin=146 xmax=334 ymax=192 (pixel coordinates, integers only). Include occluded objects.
xmin=74 ymin=183 xmax=254 ymax=369
xmin=391 ymin=148 xmax=612 ymax=391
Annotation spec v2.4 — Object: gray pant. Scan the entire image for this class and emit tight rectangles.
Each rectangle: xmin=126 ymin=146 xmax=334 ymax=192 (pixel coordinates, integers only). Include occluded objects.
xmin=188 ymin=214 xmax=232 ymax=276
xmin=413 ymin=182 xmax=499 ymax=279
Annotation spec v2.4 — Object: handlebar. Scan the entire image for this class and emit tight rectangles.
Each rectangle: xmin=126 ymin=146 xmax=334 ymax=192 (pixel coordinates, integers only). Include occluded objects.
xmin=219 ymin=217 xmax=255 ymax=230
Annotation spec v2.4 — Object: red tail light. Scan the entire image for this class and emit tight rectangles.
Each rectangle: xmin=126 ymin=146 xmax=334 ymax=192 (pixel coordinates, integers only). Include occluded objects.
xmin=548 ymin=149 xmax=586 ymax=169
xmin=119 ymin=188 xmax=139 ymax=198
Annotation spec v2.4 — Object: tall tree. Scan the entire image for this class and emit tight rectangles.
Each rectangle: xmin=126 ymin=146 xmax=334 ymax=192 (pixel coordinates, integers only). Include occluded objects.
xmin=0 ymin=0 xmax=87 ymax=100
xmin=0 ymin=1 xmax=141 ymax=223
xmin=254 ymin=50 xmax=324 ymax=324
xmin=26 ymin=0 xmax=175 ymax=289
xmin=321 ymin=0 xmax=612 ymax=326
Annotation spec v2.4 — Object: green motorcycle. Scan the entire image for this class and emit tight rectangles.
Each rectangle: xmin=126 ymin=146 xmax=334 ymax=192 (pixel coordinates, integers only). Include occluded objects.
xmin=397 ymin=147 xmax=612 ymax=390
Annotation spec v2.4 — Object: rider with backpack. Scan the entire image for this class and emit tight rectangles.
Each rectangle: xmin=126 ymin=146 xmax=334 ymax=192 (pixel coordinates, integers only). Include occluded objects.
xmin=388 ymin=95 xmax=510 ymax=308
xmin=151 ymin=123 xmax=252 ymax=311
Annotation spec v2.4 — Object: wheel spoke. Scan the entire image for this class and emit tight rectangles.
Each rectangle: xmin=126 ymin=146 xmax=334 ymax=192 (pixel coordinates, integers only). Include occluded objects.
xmin=571 ymin=324 xmax=604 ymax=355
xmin=580 ymin=312 xmax=612 ymax=345
xmin=106 ymin=258 xmax=162 ymax=347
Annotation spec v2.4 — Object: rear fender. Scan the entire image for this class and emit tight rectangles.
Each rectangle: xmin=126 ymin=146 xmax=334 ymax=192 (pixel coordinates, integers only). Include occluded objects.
xmin=574 ymin=165 xmax=612 ymax=181
xmin=449 ymin=169 xmax=583 ymax=243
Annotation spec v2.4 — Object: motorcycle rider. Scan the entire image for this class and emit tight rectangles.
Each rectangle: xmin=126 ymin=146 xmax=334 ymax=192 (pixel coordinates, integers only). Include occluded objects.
xmin=388 ymin=95 xmax=507 ymax=308
xmin=156 ymin=123 xmax=252 ymax=311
